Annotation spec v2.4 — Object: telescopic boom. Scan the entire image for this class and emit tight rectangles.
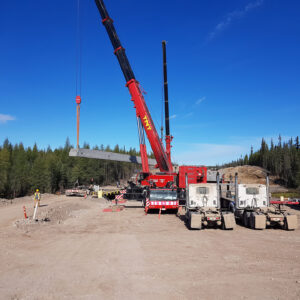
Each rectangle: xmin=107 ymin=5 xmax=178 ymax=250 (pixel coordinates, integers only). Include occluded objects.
xmin=94 ymin=0 xmax=173 ymax=173
xmin=162 ymin=41 xmax=173 ymax=165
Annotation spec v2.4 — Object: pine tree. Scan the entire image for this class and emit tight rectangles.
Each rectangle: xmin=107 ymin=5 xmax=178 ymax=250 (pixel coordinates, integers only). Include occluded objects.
xmin=295 ymin=136 xmax=299 ymax=151
xmin=0 ymin=140 xmax=12 ymax=198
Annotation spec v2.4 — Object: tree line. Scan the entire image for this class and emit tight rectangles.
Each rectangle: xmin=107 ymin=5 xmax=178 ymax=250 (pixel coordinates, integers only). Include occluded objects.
xmin=220 ymin=136 xmax=300 ymax=188
xmin=0 ymin=138 xmax=144 ymax=199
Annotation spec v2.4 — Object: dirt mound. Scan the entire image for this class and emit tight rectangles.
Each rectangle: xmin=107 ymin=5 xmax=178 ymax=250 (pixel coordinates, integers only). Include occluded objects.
xmin=219 ymin=165 xmax=274 ymax=184
xmin=43 ymin=203 xmax=87 ymax=223
xmin=14 ymin=203 xmax=88 ymax=230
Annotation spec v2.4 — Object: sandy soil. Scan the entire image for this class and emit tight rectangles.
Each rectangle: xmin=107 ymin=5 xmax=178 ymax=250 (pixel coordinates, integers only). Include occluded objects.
xmin=219 ymin=165 xmax=289 ymax=193
xmin=1 ymin=194 xmax=300 ymax=300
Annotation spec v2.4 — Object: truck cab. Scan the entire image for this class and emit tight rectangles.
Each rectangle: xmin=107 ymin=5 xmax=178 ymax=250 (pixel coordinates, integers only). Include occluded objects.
xmin=236 ymin=184 xmax=268 ymax=209
xmin=188 ymin=183 xmax=218 ymax=209
xmin=186 ymin=182 xmax=236 ymax=230
xmin=233 ymin=177 xmax=297 ymax=230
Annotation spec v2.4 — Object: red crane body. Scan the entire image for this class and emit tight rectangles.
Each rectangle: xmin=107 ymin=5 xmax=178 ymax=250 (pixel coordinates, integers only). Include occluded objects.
xmin=95 ymin=1 xmax=172 ymax=174
xmin=126 ymin=79 xmax=173 ymax=173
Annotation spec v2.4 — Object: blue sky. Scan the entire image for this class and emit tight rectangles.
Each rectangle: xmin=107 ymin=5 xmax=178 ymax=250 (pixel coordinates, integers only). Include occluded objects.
xmin=1 ymin=0 xmax=299 ymax=165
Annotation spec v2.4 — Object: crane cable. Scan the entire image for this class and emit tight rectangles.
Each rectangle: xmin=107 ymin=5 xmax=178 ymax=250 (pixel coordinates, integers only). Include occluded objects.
xmin=75 ymin=0 xmax=82 ymax=149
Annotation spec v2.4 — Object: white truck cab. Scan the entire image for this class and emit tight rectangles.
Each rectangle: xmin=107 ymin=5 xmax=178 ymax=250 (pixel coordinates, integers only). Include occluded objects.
xmin=236 ymin=184 xmax=268 ymax=209
xmin=188 ymin=183 xmax=219 ymax=208
xmin=185 ymin=174 xmax=236 ymax=230
xmin=232 ymin=173 xmax=297 ymax=230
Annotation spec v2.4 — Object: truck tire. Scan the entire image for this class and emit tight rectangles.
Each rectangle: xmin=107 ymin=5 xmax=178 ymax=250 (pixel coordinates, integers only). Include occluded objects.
xmin=221 ymin=217 xmax=225 ymax=230
xmin=249 ymin=212 xmax=255 ymax=229
xmin=221 ymin=212 xmax=227 ymax=230
xmin=283 ymin=218 xmax=288 ymax=230
xmin=186 ymin=211 xmax=192 ymax=229
xmin=243 ymin=212 xmax=248 ymax=227
xmin=188 ymin=216 xmax=192 ymax=230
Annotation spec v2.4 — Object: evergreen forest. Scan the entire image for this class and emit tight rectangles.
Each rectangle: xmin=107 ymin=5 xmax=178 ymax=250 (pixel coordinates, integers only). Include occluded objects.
xmin=1 ymin=136 xmax=299 ymax=199
xmin=220 ymin=136 xmax=300 ymax=188
xmin=0 ymin=138 xmax=142 ymax=199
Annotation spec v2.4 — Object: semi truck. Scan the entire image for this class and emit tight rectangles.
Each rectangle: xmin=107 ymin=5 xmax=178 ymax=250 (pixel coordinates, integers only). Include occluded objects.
xmin=185 ymin=173 xmax=236 ymax=230
xmin=223 ymin=173 xmax=298 ymax=230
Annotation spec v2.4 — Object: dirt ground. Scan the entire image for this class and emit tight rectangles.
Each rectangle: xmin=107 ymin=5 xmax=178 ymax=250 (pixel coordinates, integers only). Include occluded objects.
xmin=1 ymin=194 xmax=300 ymax=300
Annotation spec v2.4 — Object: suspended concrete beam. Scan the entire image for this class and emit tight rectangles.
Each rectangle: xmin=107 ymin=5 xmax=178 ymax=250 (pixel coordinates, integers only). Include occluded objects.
xmin=69 ymin=148 xmax=157 ymax=166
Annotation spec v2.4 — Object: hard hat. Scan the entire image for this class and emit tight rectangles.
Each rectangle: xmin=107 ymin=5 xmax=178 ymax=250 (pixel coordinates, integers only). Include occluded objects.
xmin=36 ymin=189 xmax=39 ymax=192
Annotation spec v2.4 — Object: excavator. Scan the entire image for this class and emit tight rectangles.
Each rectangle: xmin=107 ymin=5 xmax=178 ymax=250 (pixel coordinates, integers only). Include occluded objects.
xmin=71 ymin=0 xmax=210 ymax=213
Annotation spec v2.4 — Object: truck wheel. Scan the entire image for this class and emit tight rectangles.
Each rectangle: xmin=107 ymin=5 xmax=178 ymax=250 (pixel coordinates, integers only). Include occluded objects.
xmin=188 ymin=217 xmax=192 ymax=229
xmin=221 ymin=220 xmax=225 ymax=230
xmin=221 ymin=212 xmax=227 ymax=230
xmin=186 ymin=211 xmax=192 ymax=229
xmin=283 ymin=218 xmax=288 ymax=230
xmin=243 ymin=212 xmax=248 ymax=227
xmin=249 ymin=212 xmax=255 ymax=229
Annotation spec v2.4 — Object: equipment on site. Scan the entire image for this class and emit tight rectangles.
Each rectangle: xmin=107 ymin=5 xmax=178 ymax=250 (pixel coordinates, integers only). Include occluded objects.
xmin=91 ymin=0 xmax=210 ymax=213
xmin=222 ymin=173 xmax=298 ymax=230
xmin=65 ymin=185 xmax=88 ymax=197
xmin=69 ymin=148 xmax=157 ymax=166
xmin=65 ymin=180 xmax=89 ymax=197
xmin=185 ymin=173 xmax=236 ymax=230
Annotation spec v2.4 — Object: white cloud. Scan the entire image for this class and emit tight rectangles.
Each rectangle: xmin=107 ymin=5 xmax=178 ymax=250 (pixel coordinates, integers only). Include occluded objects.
xmin=196 ymin=97 xmax=205 ymax=105
xmin=169 ymin=114 xmax=177 ymax=119
xmin=208 ymin=0 xmax=264 ymax=41
xmin=0 ymin=114 xmax=16 ymax=124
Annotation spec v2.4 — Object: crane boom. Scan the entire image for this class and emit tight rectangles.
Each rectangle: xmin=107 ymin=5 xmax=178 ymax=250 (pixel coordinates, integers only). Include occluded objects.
xmin=162 ymin=41 xmax=173 ymax=166
xmin=94 ymin=0 xmax=173 ymax=173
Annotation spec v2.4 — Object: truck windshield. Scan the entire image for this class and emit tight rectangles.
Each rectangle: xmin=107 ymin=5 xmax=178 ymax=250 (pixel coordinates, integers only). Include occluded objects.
xmin=196 ymin=187 xmax=209 ymax=194
xmin=246 ymin=187 xmax=259 ymax=195
xmin=149 ymin=190 xmax=177 ymax=201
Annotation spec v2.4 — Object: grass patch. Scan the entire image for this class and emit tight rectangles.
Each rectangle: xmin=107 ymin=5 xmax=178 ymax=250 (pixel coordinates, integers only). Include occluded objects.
xmin=272 ymin=191 xmax=300 ymax=198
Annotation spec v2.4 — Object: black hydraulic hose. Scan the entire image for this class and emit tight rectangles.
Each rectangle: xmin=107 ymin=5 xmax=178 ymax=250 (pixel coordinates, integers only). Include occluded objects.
xmin=94 ymin=0 xmax=135 ymax=82
xmin=162 ymin=41 xmax=170 ymax=137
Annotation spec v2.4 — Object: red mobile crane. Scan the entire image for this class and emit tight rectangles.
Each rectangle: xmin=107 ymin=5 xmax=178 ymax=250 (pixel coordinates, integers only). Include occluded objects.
xmin=94 ymin=0 xmax=208 ymax=211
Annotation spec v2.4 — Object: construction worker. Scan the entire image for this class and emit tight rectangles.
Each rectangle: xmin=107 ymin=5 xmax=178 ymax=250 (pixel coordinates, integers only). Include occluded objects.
xmin=34 ymin=189 xmax=41 ymax=207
